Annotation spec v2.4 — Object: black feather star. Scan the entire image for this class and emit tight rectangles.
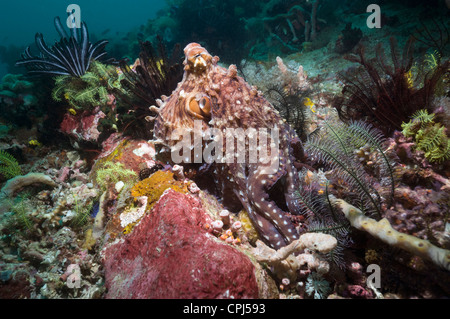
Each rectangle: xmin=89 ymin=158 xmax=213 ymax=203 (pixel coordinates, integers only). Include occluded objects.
xmin=16 ymin=17 xmax=115 ymax=77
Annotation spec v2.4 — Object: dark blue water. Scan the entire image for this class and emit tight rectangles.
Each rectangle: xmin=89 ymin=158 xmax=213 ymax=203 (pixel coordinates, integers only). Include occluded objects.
xmin=0 ymin=0 xmax=166 ymax=76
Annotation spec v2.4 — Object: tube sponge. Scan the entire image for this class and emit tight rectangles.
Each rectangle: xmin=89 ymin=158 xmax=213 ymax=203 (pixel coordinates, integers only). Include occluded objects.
xmin=0 ymin=172 xmax=57 ymax=198
xmin=330 ymin=195 xmax=450 ymax=271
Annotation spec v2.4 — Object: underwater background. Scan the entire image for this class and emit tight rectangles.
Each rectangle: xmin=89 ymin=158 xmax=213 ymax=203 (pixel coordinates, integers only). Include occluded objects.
xmin=0 ymin=0 xmax=167 ymax=76
xmin=0 ymin=0 xmax=449 ymax=300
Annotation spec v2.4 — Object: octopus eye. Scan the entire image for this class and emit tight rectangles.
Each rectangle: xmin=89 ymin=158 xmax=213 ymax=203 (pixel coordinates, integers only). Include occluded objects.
xmin=199 ymin=97 xmax=211 ymax=115
xmin=188 ymin=95 xmax=211 ymax=119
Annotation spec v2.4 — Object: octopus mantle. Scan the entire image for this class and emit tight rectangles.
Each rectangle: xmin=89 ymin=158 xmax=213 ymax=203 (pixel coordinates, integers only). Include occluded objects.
xmin=152 ymin=43 xmax=304 ymax=249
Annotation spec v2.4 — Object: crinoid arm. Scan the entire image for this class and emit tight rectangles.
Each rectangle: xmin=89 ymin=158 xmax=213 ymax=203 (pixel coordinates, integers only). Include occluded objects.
xmin=16 ymin=17 xmax=115 ymax=77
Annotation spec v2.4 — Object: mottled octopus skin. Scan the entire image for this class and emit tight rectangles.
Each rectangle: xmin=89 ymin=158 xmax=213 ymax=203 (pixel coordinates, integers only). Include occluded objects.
xmin=153 ymin=43 xmax=303 ymax=249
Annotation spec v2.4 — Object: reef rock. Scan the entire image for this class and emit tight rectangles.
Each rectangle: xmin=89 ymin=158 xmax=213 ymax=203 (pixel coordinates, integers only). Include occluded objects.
xmin=102 ymin=189 xmax=265 ymax=299
xmin=59 ymin=106 xmax=106 ymax=145
xmin=90 ymin=134 xmax=156 ymax=178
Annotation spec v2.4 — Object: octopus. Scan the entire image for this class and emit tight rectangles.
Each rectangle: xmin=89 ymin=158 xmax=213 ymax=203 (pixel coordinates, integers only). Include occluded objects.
xmin=151 ymin=43 xmax=304 ymax=249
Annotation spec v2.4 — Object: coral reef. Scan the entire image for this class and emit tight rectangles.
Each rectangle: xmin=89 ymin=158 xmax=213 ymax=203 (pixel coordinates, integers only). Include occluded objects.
xmin=51 ymin=61 xmax=119 ymax=111
xmin=1 ymin=0 xmax=449 ymax=301
xmin=304 ymin=118 xmax=396 ymax=219
xmin=130 ymin=170 xmax=188 ymax=208
xmin=243 ymin=0 xmax=326 ymax=57
xmin=252 ymin=233 xmax=337 ymax=281
xmin=0 ymin=74 xmax=39 ymax=127
xmin=94 ymin=161 xmax=137 ymax=193
xmin=0 ymin=172 xmax=56 ymax=199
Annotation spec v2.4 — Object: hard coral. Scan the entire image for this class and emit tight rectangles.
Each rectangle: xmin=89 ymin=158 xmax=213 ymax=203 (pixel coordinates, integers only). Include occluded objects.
xmin=90 ymin=137 xmax=156 ymax=183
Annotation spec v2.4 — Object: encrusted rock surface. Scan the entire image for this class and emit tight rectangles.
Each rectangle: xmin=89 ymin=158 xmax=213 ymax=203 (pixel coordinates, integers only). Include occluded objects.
xmin=102 ymin=189 xmax=265 ymax=299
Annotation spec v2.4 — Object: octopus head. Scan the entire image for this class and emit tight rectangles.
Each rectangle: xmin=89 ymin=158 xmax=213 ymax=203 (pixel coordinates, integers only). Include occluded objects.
xmin=184 ymin=42 xmax=213 ymax=74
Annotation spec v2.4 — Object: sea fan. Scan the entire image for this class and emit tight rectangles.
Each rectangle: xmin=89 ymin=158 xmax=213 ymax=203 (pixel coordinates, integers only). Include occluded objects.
xmin=16 ymin=17 xmax=115 ymax=77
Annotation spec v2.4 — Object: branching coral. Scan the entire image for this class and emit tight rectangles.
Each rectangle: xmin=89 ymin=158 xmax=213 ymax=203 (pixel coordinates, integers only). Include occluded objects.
xmin=334 ymin=37 xmax=449 ymax=135
xmin=243 ymin=0 xmax=323 ymax=55
xmin=16 ymin=17 xmax=115 ymax=77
